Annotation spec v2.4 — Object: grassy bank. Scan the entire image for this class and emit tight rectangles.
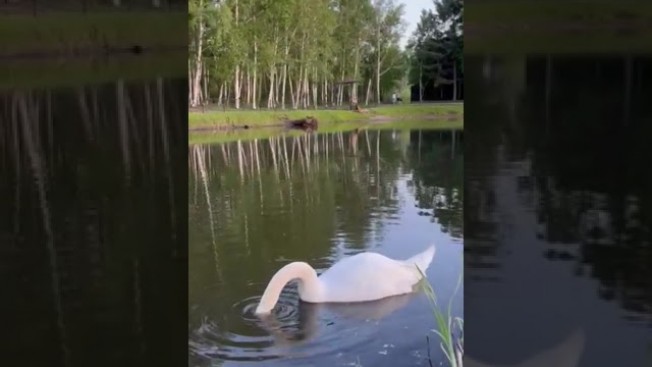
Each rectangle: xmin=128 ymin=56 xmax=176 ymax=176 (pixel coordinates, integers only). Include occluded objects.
xmin=0 ymin=53 xmax=185 ymax=90
xmin=189 ymin=103 xmax=463 ymax=130
xmin=467 ymin=29 xmax=652 ymax=54
xmin=0 ymin=12 xmax=186 ymax=57
xmin=189 ymin=119 xmax=463 ymax=145
xmin=467 ymin=1 xmax=652 ymax=54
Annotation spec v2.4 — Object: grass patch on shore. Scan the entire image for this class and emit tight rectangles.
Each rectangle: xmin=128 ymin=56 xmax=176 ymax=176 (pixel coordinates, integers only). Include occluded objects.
xmin=190 ymin=108 xmax=363 ymax=128
xmin=189 ymin=119 xmax=463 ymax=145
xmin=189 ymin=103 xmax=463 ymax=129
xmin=0 ymin=12 xmax=186 ymax=57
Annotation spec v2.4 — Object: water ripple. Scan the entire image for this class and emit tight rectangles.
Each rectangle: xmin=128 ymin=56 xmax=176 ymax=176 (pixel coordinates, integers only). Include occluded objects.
xmin=189 ymin=285 xmax=389 ymax=364
xmin=190 ymin=288 xmax=304 ymax=361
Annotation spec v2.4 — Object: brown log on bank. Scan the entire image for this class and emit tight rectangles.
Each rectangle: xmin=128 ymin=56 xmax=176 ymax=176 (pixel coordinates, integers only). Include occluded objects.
xmin=286 ymin=117 xmax=318 ymax=130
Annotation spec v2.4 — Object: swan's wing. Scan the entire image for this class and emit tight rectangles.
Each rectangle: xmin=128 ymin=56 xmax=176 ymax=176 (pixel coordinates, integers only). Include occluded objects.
xmin=325 ymin=293 xmax=415 ymax=320
xmin=318 ymin=253 xmax=419 ymax=302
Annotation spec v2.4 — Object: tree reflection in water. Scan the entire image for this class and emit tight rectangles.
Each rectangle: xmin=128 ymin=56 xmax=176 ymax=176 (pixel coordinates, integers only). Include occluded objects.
xmin=465 ymin=55 xmax=652 ymax=366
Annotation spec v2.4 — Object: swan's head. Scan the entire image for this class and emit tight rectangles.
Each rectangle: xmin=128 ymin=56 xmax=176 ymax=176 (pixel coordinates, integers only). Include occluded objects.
xmin=255 ymin=299 xmax=275 ymax=315
xmin=254 ymin=262 xmax=320 ymax=315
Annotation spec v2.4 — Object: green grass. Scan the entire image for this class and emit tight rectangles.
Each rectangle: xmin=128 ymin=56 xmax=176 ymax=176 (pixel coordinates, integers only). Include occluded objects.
xmin=0 ymin=53 xmax=185 ymax=89
xmin=419 ymin=268 xmax=463 ymax=367
xmin=372 ymin=103 xmax=461 ymax=117
xmin=0 ymin=12 xmax=186 ymax=57
xmin=189 ymin=119 xmax=463 ymax=145
xmin=467 ymin=1 xmax=652 ymax=54
xmin=467 ymin=29 xmax=652 ymax=54
xmin=189 ymin=103 xmax=463 ymax=129
xmin=190 ymin=108 xmax=365 ymax=128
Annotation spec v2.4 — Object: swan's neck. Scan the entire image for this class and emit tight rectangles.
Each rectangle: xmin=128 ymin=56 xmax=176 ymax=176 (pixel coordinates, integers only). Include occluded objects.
xmin=255 ymin=262 xmax=322 ymax=314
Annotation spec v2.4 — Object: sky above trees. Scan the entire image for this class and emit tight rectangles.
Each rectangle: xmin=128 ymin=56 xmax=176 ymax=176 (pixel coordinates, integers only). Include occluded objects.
xmin=400 ymin=0 xmax=433 ymax=49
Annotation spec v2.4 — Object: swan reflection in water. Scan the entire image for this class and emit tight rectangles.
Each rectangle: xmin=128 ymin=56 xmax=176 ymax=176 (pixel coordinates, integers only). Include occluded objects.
xmin=254 ymin=296 xmax=585 ymax=367
xmin=255 ymin=291 xmax=418 ymax=348
xmin=465 ymin=328 xmax=585 ymax=367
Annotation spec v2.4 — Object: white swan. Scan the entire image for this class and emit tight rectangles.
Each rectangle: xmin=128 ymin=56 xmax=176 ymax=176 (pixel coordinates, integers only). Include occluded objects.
xmin=255 ymin=244 xmax=436 ymax=314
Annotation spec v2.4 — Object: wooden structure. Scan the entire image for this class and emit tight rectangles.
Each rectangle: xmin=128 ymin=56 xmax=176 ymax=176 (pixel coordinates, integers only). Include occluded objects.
xmin=333 ymin=80 xmax=361 ymax=110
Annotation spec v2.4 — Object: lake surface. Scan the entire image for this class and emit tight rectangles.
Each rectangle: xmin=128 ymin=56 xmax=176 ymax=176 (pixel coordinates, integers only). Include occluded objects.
xmin=0 ymin=69 xmax=187 ymax=367
xmin=188 ymin=127 xmax=463 ymax=366
xmin=465 ymin=55 xmax=652 ymax=366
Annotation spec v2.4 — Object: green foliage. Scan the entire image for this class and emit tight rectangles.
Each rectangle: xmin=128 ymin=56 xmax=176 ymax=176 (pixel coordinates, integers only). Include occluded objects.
xmin=189 ymin=0 xmax=412 ymax=107
xmin=407 ymin=0 xmax=463 ymax=100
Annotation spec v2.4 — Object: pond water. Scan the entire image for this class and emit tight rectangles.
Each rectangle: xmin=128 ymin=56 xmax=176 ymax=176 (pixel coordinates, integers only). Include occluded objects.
xmin=188 ymin=127 xmax=464 ymax=366
xmin=0 ymin=75 xmax=187 ymax=366
xmin=465 ymin=55 xmax=652 ymax=366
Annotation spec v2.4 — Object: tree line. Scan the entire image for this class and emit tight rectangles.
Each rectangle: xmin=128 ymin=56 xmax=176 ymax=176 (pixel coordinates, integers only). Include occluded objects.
xmin=189 ymin=0 xmax=463 ymax=109
xmin=408 ymin=0 xmax=463 ymax=102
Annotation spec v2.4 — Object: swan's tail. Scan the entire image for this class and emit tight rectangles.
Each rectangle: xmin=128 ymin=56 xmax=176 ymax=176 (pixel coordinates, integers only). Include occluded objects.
xmin=405 ymin=244 xmax=436 ymax=273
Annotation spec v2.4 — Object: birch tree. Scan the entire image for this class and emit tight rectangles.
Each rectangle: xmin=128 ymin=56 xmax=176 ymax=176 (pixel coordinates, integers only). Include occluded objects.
xmin=189 ymin=0 xmax=412 ymax=109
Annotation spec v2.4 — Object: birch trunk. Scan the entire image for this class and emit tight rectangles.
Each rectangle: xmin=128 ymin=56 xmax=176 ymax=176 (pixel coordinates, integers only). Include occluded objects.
xmin=191 ymin=0 xmax=204 ymax=107
xmin=365 ymin=78 xmax=372 ymax=105
xmin=267 ymin=67 xmax=275 ymax=109
xmin=253 ymin=39 xmax=258 ymax=109
xmin=281 ymin=39 xmax=289 ymax=109
xmin=234 ymin=0 xmax=241 ymax=109
xmin=375 ymin=23 xmax=381 ymax=104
